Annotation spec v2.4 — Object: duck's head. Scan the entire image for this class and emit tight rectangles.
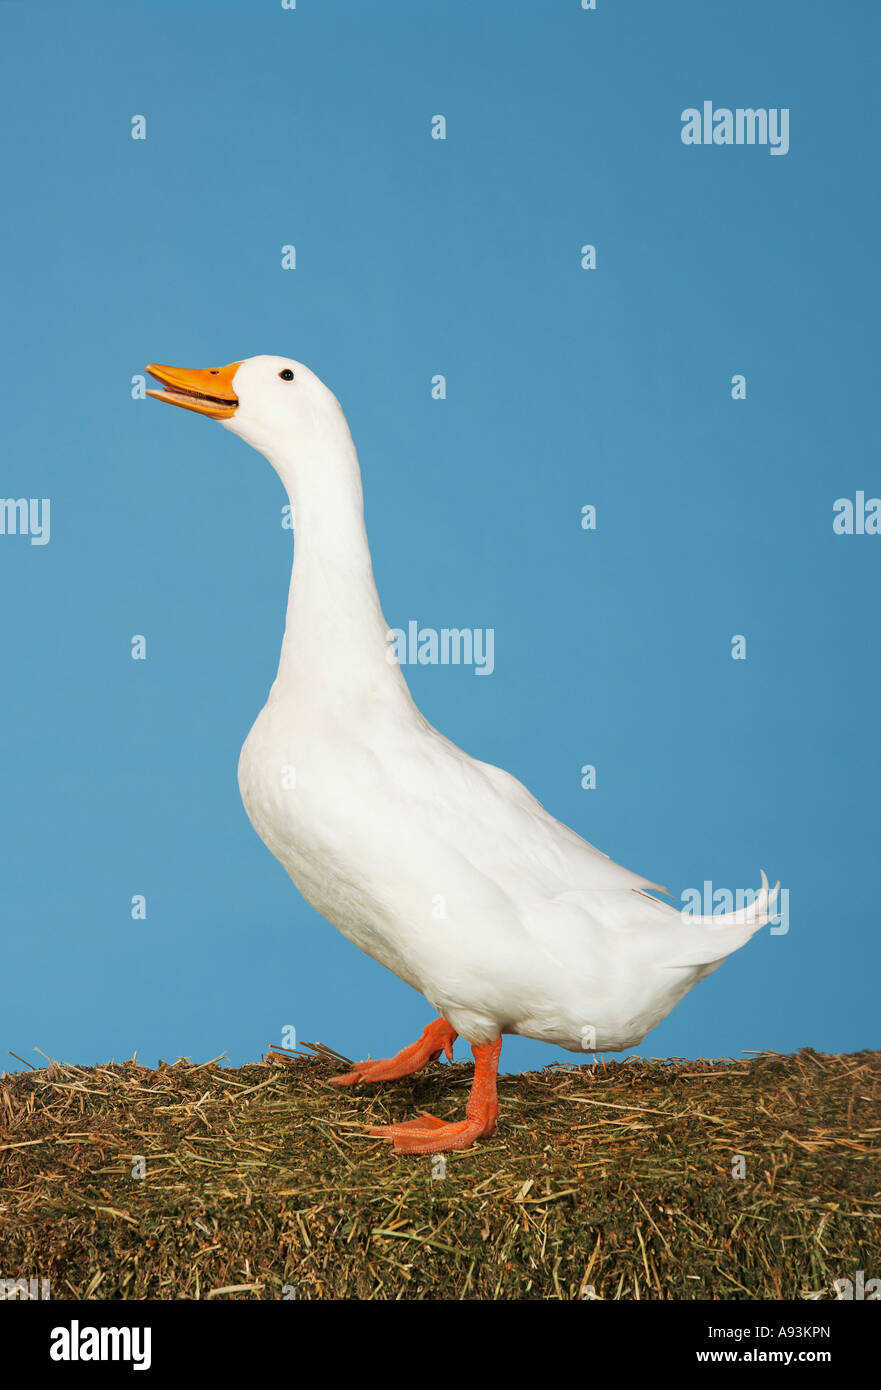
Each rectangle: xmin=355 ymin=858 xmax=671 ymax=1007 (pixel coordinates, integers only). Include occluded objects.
xmin=146 ymin=354 xmax=344 ymax=461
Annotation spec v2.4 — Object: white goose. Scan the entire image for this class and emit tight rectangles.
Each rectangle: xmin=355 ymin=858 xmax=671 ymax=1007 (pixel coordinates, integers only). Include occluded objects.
xmin=146 ymin=355 xmax=778 ymax=1154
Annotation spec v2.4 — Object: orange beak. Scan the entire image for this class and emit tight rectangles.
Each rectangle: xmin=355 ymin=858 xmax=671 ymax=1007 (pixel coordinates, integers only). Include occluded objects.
xmin=145 ymin=361 xmax=241 ymax=419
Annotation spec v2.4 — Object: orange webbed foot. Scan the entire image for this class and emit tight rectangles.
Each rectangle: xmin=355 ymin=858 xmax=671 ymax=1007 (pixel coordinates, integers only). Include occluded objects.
xmin=370 ymin=1114 xmax=486 ymax=1154
xmin=370 ymin=1037 xmax=502 ymax=1155
xmin=329 ymin=1017 xmax=456 ymax=1087
xmin=371 ymin=1112 xmax=449 ymax=1134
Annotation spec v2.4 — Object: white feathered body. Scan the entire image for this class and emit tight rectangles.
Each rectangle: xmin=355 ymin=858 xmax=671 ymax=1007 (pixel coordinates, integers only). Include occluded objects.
xmin=207 ymin=353 xmax=776 ymax=1056
xmin=238 ymin=682 xmax=774 ymax=1052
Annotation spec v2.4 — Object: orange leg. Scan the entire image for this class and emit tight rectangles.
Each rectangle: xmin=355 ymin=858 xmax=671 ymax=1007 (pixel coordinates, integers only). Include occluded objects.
xmin=329 ymin=1017 xmax=457 ymax=1086
xmin=370 ymin=1037 xmax=502 ymax=1154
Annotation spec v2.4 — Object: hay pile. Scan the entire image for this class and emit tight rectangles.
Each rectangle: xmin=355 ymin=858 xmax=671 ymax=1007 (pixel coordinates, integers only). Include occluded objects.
xmin=1 ymin=1045 xmax=878 ymax=1299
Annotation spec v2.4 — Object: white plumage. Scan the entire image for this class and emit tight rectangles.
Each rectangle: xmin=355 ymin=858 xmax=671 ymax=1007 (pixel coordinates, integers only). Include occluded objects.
xmin=148 ymin=353 xmax=778 ymax=1152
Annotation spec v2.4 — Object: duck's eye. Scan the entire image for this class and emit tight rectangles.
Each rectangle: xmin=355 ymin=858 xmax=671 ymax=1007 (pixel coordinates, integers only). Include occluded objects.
xmin=279 ymin=369 xmax=294 ymax=381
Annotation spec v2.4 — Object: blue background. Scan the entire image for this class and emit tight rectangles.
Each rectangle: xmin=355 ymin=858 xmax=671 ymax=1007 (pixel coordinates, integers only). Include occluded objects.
xmin=1 ymin=0 xmax=878 ymax=1075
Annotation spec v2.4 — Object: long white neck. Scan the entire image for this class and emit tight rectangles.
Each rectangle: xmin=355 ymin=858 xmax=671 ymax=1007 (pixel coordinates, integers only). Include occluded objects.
xmin=258 ymin=411 xmax=414 ymax=715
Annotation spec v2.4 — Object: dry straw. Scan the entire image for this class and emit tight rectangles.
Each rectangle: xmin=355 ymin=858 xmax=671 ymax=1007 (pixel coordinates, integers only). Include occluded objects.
xmin=1 ymin=1045 xmax=877 ymax=1300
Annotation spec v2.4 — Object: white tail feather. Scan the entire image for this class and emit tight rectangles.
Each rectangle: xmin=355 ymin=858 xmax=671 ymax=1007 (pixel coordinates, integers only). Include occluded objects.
xmin=660 ymin=871 xmax=780 ymax=970
xmin=688 ymin=870 xmax=780 ymax=929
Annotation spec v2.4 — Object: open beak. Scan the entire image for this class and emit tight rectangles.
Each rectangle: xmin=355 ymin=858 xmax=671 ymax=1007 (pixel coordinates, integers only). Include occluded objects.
xmin=145 ymin=361 xmax=240 ymax=419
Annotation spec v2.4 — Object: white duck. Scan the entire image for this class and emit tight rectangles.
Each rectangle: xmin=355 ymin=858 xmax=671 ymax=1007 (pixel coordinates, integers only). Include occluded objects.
xmin=146 ymin=355 xmax=778 ymax=1154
